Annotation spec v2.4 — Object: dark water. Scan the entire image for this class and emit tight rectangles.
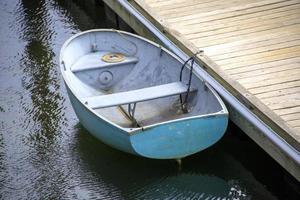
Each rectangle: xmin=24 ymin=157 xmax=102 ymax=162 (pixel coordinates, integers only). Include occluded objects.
xmin=0 ymin=0 xmax=298 ymax=199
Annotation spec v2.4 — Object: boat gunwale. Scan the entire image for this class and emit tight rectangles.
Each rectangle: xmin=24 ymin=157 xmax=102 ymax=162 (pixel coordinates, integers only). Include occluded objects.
xmin=60 ymin=29 xmax=228 ymax=134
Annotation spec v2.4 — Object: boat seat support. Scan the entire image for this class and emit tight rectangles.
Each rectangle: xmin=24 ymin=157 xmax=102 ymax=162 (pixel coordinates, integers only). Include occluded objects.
xmin=128 ymin=102 xmax=137 ymax=120
xmin=82 ymin=82 xmax=197 ymax=109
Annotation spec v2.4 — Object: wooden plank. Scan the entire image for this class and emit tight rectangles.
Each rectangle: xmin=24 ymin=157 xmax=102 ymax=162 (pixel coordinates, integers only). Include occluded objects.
xmin=265 ymin=101 xmax=300 ymax=110
xmin=237 ymin=68 xmax=300 ymax=85
xmin=231 ymin=63 xmax=300 ymax=80
xmin=167 ymin=0 xmax=300 ymax=23
xmin=146 ymin=0 xmax=207 ymax=8
xmin=177 ymin=2 xmax=300 ymax=28
xmin=161 ymin=0 xmax=289 ymax=19
xmin=152 ymin=0 xmax=234 ymax=10
xmin=288 ymin=119 xmax=300 ymax=127
xmin=244 ymin=74 xmax=300 ymax=90
xmin=151 ymin=0 xmax=227 ymax=10
xmin=203 ymin=31 xmax=300 ymax=57
xmin=281 ymin=113 xmax=300 ymax=121
xmin=212 ymin=39 xmax=300 ymax=61
xmin=187 ymin=16 xmax=300 ymax=42
xmin=192 ymin=24 xmax=300 ymax=48
xmin=264 ymin=92 xmax=300 ymax=102
xmin=250 ymin=80 xmax=300 ymax=95
xmin=181 ymin=9 xmax=300 ymax=36
xmin=227 ymin=57 xmax=300 ymax=75
xmin=262 ymin=93 xmax=300 ymax=110
xmin=158 ymin=0 xmax=261 ymax=17
xmin=221 ymin=46 xmax=300 ymax=70
xmin=255 ymin=87 xmax=300 ymax=100
xmin=275 ymin=106 xmax=300 ymax=115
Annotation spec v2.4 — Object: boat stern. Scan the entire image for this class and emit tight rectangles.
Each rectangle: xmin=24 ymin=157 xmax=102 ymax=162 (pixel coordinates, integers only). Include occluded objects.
xmin=129 ymin=114 xmax=228 ymax=159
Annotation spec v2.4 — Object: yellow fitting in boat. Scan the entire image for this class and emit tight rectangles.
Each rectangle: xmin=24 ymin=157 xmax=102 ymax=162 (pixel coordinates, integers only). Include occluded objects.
xmin=101 ymin=52 xmax=125 ymax=63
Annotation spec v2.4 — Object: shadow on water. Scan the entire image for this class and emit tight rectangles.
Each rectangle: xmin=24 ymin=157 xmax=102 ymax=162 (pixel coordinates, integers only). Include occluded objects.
xmin=74 ymin=124 xmax=278 ymax=200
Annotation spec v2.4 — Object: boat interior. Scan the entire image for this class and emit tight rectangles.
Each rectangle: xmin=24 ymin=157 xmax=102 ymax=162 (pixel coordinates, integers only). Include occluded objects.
xmin=61 ymin=30 xmax=224 ymax=129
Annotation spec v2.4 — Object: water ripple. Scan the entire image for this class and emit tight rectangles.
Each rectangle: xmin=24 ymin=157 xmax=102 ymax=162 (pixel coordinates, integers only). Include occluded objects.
xmin=14 ymin=0 xmax=67 ymax=149
xmin=127 ymin=173 xmax=236 ymax=200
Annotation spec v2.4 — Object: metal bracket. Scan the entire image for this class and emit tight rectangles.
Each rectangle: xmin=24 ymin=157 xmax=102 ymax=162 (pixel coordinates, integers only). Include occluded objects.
xmin=128 ymin=103 xmax=138 ymax=126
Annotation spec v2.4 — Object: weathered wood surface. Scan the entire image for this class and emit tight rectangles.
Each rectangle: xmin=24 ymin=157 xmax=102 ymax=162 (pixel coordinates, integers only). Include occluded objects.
xmin=134 ymin=0 xmax=300 ymax=150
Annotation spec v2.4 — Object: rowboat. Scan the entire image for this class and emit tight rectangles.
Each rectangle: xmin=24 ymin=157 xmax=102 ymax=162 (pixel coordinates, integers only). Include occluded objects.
xmin=60 ymin=29 xmax=228 ymax=159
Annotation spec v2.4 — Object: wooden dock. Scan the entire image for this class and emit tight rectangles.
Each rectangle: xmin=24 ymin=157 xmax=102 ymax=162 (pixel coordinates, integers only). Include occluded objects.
xmin=103 ymin=0 xmax=300 ymax=180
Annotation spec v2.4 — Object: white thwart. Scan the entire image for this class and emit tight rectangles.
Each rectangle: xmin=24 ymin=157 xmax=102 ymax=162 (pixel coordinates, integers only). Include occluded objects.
xmin=71 ymin=51 xmax=138 ymax=73
xmin=82 ymin=82 xmax=196 ymax=109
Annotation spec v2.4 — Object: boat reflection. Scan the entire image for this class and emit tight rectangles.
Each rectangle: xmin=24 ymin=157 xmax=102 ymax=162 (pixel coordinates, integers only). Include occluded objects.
xmin=75 ymin=124 xmax=277 ymax=200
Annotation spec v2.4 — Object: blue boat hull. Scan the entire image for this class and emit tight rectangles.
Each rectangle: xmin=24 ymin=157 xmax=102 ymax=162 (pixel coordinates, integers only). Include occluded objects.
xmin=130 ymin=115 xmax=228 ymax=159
xmin=68 ymin=87 xmax=228 ymax=159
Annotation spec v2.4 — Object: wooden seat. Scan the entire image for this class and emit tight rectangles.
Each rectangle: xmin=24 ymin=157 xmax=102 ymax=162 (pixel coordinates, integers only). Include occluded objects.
xmin=82 ymin=82 xmax=196 ymax=109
